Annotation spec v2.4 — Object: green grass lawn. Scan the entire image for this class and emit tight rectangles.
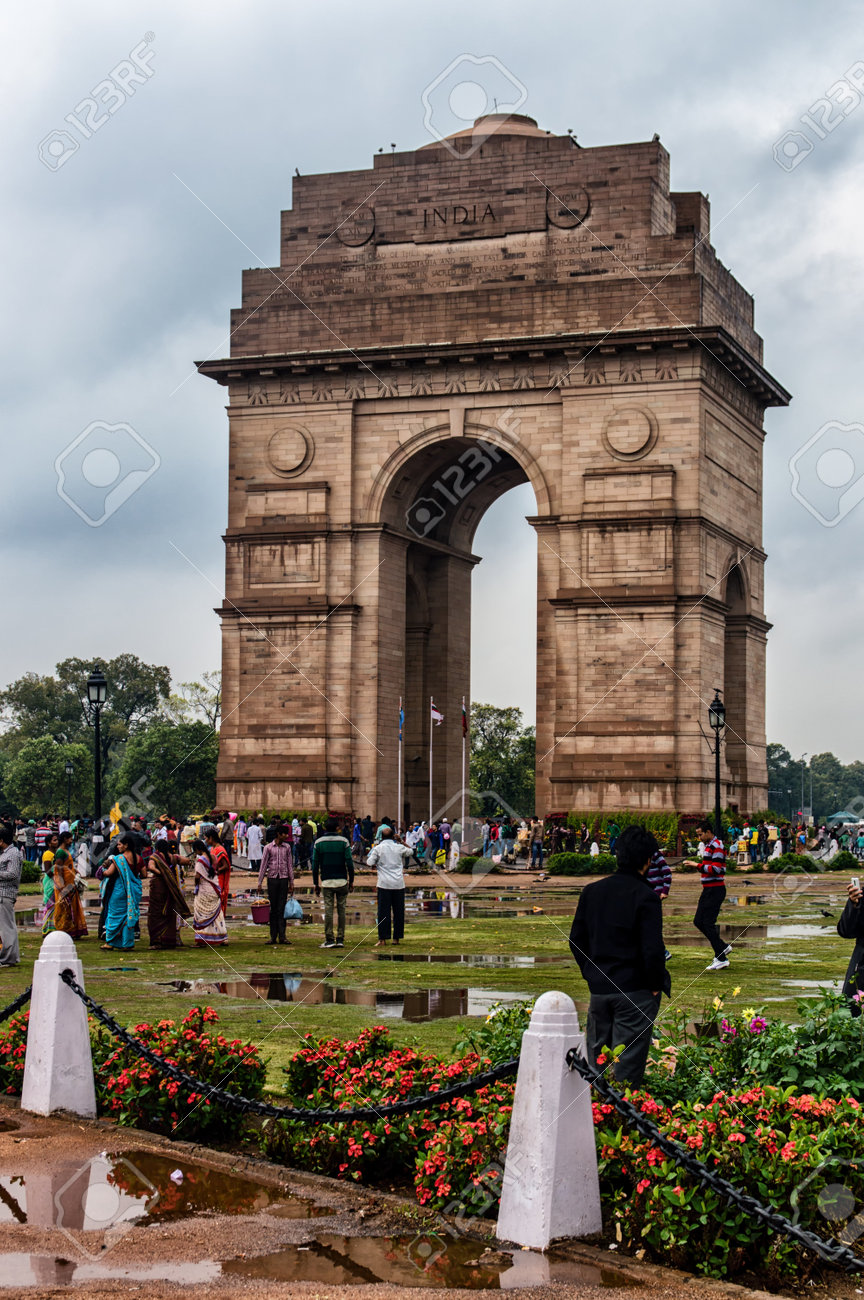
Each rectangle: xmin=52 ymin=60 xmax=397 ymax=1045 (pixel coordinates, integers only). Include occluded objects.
xmin=3 ymin=868 xmax=857 ymax=1093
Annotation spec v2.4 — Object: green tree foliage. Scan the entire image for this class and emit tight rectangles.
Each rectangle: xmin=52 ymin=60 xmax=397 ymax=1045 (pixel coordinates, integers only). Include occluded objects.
xmin=164 ymin=670 xmax=221 ymax=729
xmin=0 ymin=654 xmax=171 ymax=787
xmin=2 ymin=738 xmax=93 ymax=817
xmin=767 ymin=743 xmax=864 ymax=820
xmin=113 ymin=719 xmax=219 ymax=817
xmin=469 ymin=702 xmax=535 ymax=817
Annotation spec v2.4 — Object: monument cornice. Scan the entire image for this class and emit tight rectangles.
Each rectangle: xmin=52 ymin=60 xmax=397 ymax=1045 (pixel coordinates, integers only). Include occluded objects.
xmin=197 ymin=324 xmax=790 ymax=409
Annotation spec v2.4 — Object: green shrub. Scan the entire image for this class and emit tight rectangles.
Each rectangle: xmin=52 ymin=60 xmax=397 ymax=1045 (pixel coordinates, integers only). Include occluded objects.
xmin=645 ymin=990 xmax=864 ymax=1105
xmin=454 ymin=1000 xmax=533 ymax=1061
xmin=829 ymin=849 xmax=859 ymax=869
xmin=20 ymin=861 xmax=39 ymax=884
xmin=566 ymin=810 xmax=679 ymax=851
xmin=766 ymin=852 xmax=818 ymax=872
xmin=547 ymin=852 xmax=616 ymax=875
xmin=453 ymin=854 xmax=480 ymax=874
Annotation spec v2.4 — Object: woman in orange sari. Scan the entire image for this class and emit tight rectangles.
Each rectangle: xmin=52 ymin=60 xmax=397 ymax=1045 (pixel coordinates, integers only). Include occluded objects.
xmin=52 ymin=830 xmax=88 ymax=939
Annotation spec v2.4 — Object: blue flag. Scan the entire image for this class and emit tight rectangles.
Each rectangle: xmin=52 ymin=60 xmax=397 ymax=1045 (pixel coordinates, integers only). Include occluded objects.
xmin=399 ymin=704 xmax=404 ymax=742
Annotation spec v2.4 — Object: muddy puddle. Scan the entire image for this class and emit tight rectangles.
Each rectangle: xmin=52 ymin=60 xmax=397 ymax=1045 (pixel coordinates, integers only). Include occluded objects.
xmin=0 ymin=1150 xmax=331 ymax=1229
xmin=0 ymin=1255 xmax=220 ymax=1286
xmin=160 ymin=976 xmax=529 ymax=1019
xmin=223 ymin=1233 xmax=642 ymax=1289
xmin=1 ymin=1238 xmax=640 ymax=1289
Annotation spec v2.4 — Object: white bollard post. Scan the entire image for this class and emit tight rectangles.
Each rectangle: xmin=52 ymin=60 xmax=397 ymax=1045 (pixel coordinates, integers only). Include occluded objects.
xmin=21 ymin=931 xmax=96 ymax=1118
xmin=496 ymin=990 xmax=602 ymax=1250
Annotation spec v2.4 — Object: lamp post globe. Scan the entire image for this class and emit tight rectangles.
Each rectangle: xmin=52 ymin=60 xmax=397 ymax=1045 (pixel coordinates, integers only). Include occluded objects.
xmin=86 ymin=669 xmax=107 ymax=707
xmin=86 ymin=667 xmax=108 ymax=822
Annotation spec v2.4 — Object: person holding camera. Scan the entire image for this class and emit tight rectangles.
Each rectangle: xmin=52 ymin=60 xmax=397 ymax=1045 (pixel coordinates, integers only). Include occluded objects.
xmin=569 ymin=825 xmax=670 ymax=1085
xmin=838 ymin=878 xmax=864 ymax=1016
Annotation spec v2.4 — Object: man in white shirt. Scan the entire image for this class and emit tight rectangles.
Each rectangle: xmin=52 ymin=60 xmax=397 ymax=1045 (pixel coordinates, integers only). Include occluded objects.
xmin=246 ymin=819 xmax=264 ymax=875
xmin=367 ymin=826 xmax=412 ymax=946
xmin=58 ymin=818 xmax=70 ymax=835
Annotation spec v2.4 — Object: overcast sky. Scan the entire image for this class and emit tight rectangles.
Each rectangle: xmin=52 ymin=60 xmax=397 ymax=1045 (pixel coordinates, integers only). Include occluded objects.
xmin=3 ymin=0 xmax=863 ymax=760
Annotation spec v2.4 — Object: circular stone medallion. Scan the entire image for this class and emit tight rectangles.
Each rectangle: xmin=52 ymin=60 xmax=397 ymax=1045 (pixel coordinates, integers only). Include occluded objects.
xmin=546 ymin=186 xmax=591 ymax=228
xmin=602 ymin=408 xmax=657 ymax=460
xmin=267 ymin=425 xmax=313 ymax=477
xmin=336 ymin=206 xmax=375 ymax=247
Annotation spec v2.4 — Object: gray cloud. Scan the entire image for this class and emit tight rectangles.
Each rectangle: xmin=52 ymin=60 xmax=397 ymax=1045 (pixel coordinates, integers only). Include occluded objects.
xmin=4 ymin=0 xmax=863 ymax=756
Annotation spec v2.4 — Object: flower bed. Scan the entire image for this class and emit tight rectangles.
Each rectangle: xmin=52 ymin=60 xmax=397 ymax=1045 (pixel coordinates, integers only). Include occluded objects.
xmin=92 ymin=1005 xmax=266 ymax=1138
xmin=3 ymin=995 xmax=864 ymax=1280
xmin=594 ymin=1085 xmax=864 ymax=1279
xmin=0 ymin=1004 xmax=265 ymax=1140
xmin=0 ymin=1010 xmax=28 ymax=1094
xmin=260 ymin=1023 xmax=516 ymax=1195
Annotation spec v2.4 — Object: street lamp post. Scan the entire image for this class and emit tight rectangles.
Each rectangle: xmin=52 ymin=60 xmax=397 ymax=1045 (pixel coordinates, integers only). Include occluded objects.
xmin=86 ymin=668 xmax=108 ymax=823
xmin=708 ymin=689 xmax=726 ymax=839
xmin=64 ymin=759 xmax=73 ymax=824
xmin=801 ymin=753 xmax=808 ymax=823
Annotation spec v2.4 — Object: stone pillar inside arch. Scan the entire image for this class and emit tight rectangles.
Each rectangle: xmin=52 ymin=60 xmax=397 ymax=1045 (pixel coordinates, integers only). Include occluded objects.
xmin=399 ymin=544 xmax=473 ymax=824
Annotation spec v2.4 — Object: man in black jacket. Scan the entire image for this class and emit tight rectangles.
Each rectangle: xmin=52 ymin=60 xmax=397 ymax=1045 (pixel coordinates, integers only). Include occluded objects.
xmin=838 ymin=878 xmax=864 ymax=1016
xmin=569 ymin=825 xmax=670 ymax=1085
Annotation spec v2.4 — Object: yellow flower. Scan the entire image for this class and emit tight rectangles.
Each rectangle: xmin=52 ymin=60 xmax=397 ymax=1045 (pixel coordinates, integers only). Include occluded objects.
xmin=742 ymin=1007 xmax=756 ymax=1019
xmin=732 ymin=986 xmax=742 ymax=997
xmin=712 ymin=996 xmax=723 ymax=1010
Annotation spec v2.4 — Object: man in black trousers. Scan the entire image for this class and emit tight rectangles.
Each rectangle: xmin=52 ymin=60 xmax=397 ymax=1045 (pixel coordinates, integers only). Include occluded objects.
xmin=569 ymin=825 xmax=670 ymax=1085
xmin=838 ymin=878 xmax=864 ymax=1015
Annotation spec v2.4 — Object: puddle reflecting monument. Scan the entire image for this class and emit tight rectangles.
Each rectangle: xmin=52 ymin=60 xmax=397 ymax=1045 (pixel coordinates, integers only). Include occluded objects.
xmin=199 ymin=114 xmax=789 ymax=819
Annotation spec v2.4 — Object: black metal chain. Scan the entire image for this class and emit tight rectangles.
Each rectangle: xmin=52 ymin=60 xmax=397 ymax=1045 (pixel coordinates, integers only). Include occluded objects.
xmin=566 ymin=1047 xmax=864 ymax=1273
xmin=0 ymin=986 xmax=31 ymax=1026
xmin=59 ymin=969 xmax=517 ymax=1120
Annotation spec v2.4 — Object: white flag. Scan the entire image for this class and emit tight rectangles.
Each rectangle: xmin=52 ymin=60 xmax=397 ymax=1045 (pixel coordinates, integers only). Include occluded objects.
xmin=430 ymin=700 xmax=444 ymax=725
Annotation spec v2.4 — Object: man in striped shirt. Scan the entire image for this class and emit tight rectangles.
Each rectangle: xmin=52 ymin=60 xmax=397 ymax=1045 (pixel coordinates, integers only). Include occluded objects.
xmin=647 ymin=848 xmax=672 ymax=960
xmin=686 ymin=823 xmax=730 ymax=970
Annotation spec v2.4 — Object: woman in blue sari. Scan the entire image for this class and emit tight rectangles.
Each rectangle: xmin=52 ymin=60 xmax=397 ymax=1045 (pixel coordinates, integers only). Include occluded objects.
xmin=101 ymin=834 xmax=143 ymax=951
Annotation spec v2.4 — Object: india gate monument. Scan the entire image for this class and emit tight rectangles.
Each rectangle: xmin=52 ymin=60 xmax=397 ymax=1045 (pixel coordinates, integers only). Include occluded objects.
xmin=198 ymin=114 xmax=789 ymax=820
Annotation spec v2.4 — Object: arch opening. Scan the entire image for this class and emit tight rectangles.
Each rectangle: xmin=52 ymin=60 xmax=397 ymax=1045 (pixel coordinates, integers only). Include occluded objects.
xmin=378 ymin=434 xmax=541 ymax=824
xmin=723 ymin=564 xmax=749 ymax=798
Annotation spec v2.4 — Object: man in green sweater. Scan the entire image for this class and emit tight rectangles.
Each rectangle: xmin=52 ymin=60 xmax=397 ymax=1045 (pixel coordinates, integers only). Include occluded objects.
xmin=312 ymin=818 xmax=355 ymax=948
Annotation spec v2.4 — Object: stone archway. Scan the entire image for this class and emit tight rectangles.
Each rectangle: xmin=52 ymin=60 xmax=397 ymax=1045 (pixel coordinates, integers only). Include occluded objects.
xmin=199 ymin=113 xmax=788 ymax=816
xmin=372 ymin=424 xmax=544 ymax=822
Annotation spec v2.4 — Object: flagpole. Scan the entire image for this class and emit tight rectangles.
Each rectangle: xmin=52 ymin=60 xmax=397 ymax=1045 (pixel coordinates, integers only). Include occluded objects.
xmin=461 ymin=696 xmax=467 ymax=835
xmin=397 ymin=696 xmax=403 ymax=836
xmin=428 ymin=695 xmax=433 ymax=824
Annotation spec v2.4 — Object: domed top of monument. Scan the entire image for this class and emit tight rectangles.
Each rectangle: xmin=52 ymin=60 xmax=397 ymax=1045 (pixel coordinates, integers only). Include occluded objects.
xmin=420 ymin=112 xmax=550 ymax=149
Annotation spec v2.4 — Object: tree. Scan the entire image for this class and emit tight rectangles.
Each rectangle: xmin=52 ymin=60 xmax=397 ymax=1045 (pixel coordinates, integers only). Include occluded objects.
xmin=113 ymin=719 xmax=219 ymax=818
xmin=469 ymin=702 xmax=535 ymax=817
xmin=164 ymin=671 xmax=221 ymax=729
xmin=0 ymin=654 xmax=171 ymax=780
xmin=2 ymin=737 xmax=93 ymax=817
